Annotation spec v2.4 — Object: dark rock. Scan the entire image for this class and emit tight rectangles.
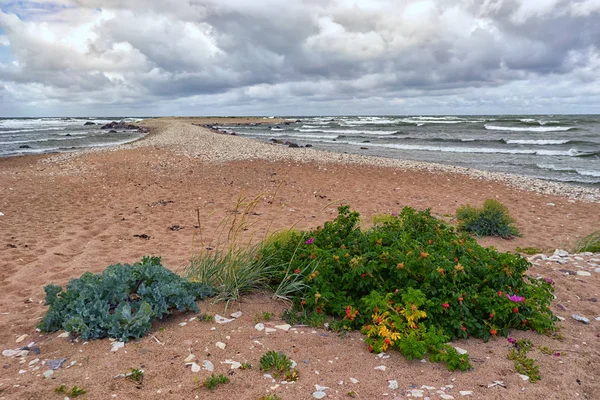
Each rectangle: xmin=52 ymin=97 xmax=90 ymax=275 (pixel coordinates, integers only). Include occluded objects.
xmin=295 ymin=119 xmax=302 ymax=123
xmin=19 ymin=145 xmax=31 ymax=149
xmin=360 ymin=147 xmax=368 ymax=150
xmin=65 ymin=134 xmax=71 ymax=136
xmin=284 ymin=121 xmax=291 ymax=125
xmin=83 ymin=121 xmax=96 ymax=126
xmin=288 ymin=143 xmax=300 ymax=148
xmin=362 ymin=140 xmax=371 ymax=143
xmin=109 ymin=130 xmax=117 ymax=133
xmin=270 ymin=139 xmax=283 ymax=144
xmin=133 ymin=234 xmax=151 ymax=240
xmin=588 ymin=298 xmax=598 ymax=302
xmin=559 ymin=269 xmax=577 ymax=275
xmin=48 ymin=358 xmax=66 ymax=370
xmin=169 ymin=225 xmax=183 ymax=231
xmin=305 ymin=144 xmax=313 ymax=148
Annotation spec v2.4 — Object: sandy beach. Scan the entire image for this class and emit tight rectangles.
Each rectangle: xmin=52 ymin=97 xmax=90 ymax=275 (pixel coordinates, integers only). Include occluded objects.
xmin=0 ymin=117 xmax=599 ymax=399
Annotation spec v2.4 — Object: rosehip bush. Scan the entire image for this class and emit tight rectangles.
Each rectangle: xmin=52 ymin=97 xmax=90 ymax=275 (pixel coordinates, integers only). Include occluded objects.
xmin=262 ymin=206 xmax=556 ymax=370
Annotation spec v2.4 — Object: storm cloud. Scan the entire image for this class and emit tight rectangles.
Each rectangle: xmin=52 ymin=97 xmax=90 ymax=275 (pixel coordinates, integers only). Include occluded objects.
xmin=0 ymin=0 xmax=599 ymax=116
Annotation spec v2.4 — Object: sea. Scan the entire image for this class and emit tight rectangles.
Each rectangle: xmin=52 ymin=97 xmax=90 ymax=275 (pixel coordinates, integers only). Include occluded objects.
xmin=1 ymin=115 xmax=599 ymax=187
xmin=0 ymin=117 xmax=146 ymax=158
xmin=225 ymin=115 xmax=600 ymax=187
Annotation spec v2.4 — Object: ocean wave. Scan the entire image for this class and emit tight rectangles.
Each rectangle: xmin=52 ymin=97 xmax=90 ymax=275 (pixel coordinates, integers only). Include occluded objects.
xmin=298 ymin=128 xmax=398 ymax=135
xmin=484 ymin=124 xmax=574 ymax=132
xmin=347 ymin=141 xmax=593 ymax=157
xmin=505 ymin=139 xmax=570 ymax=145
xmin=0 ymin=127 xmax=69 ymax=134
xmin=536 ymin=164 xmax=600 ymax=178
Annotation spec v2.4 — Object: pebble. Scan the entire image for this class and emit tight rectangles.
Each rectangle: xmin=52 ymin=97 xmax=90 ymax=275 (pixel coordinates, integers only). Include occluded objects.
xmin=459 ymin=391 xmax=473 ymax=396
xmin=255 ymin=323 xmax=265 ymax=331
xmin=315 ymin=385 xmax=329 ymax=391
xmin=2 ymin=349 xmax=19 ymax=357
xmin=184 ymin=354 xmax=196 ymax=362
xmin=410 ymin=389 xmax=424 ymax=397
xmin=48 ymin=358 xmax=66 ymax=370
xmin=230 ymin=311 xmax=243 ymax=319
xmin=388 ymin=380 xmax=399 ymax=389
xmin=453 ymin=346 xmax=468 ymax=355
xmin=265 ymin=328 xmax=277 ymax=333
xmin=111 ymin=342 xmax=125 ymax=352
xmin=214 ymin=314 xmax=234 ymax=324
xmin=202 ymin=360 xmax=214 ymax=372
xmin=43 ymin=370 xmax=54 ymax=379
xmin=554 ymin=249 xmax=569 ymax=257
xmin=190 ymin=363 xmax=201 ymax=373
xmin=572 ymin=314 xmax=590 ymax=324
xmin=312 ymin=391 xmax=327 ymax=399
xmin=374 ymin=365 xmax=387 ymax=371
xmin=223 ymin=360 xmax=242 ymax=369
xmin=215 ymin=342 xmax=226 ymax=350
xmin=274 ymin=324 xmax=291 ymax=331
xmin=518 ymin=374 xmax=530 ymax=381
xmin=15 ymin=334 xmax=28 ymax=343
xmin=349 ymin=378 xmax=359 ymax=384
xmin=440 ymin=395 xmax=455 ymax=400
xmin=57 ymin=332 xmax=70 ymax=338
xmin=29 ymin=358 xmax=39 ymax=366
xmin=576 ymin=271 xmax=592 ymax=276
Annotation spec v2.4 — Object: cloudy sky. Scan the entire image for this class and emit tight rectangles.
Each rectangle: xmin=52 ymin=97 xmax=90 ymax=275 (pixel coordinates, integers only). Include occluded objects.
xmin=0 ymin=0 xmax=599 ymax=116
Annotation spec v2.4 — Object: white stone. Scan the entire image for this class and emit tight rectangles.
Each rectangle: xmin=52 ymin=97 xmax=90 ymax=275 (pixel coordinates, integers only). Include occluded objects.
xmin=215 ymin=341 xmax=226 ymax=350
xmin=349 ymin=378 xmax=359 ymax=384
xmin=421 ymin=385 xmax=436 ymax=390
xmin=453 ymin=346 xmax=468 ymax=355
xmin=2 ymin=349 xmax=19 ymax=357
xmin=43 ymin=370 xmax=54 ymax=379
xmin=15 ymin=335 xmax=28 ymax=343
xmin=57 ymin=332 xmax=70 ymax=338
xmin=29 ymin=358 xmax=39 ymax=366
xmin=179 ymin=322 xmax=187 ymax=326
xmin=214 ymin=314 xmax=234 ymax=324
xmin=518 ymin=374 xmax=530 ymax=381
xmin=265 ymin=328 xmax=277 ymax=333
xmin=574 ymin=256 xmax=584 ymax=261
xmin=459 ymin=391 xmax=473 ymax=396
xmin=440 ymin=395 xmax=455 ymax=400
xmin=554 ymin=249 xmax=569 ymax=257
xmin=374 ymin=365 xmax=387 ymax=371
xmin=313 ymin=391 xmax=327 ymax=399
xmin=315 ymin=384 xmax=329 ymax=391
xmin=184 ymin=354 xmax=196 ymax=363
xmin=230 ymin=311 xmax=243 ymax=319
xmin=274 ymin=324 xmax=291 ymax=331
xmin=191 ymin=363 xmax=201 ymax=373
xmin=255 ymin=323 xmax=265 ymax=331
xmin=576 ymin=271 xmax=591 ymax=276
xmin=410 ymin=389 xmax=424 ymax=397
xmin=388 ymin=380 xmax=398 ymax=389
xmin=202 ymin=360 xmax=214 ymax=372
xmin=111 ymin=342 xmax=125 ymax=352
xmin=223 ymin=360 xmax=242 ymax=369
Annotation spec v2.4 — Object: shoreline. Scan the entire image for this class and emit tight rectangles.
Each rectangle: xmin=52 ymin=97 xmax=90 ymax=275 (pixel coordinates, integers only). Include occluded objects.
xmin=4 ymin=116 xmax=598 ymax=203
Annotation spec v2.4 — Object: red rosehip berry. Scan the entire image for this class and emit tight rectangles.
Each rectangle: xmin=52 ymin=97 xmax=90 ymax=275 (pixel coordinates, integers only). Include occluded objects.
xmin=513 ymin=307 xmax=519 ymax=313
xmin=442 ymin=303 xmax=450 ymax=309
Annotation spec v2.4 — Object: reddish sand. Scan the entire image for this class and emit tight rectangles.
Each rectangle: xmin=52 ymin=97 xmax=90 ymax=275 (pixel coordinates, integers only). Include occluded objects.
xmin=0 ymin=118 xmax=599 ymax=399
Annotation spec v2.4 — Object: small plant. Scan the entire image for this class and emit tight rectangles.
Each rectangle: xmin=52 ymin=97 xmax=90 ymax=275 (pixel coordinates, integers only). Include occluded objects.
xmin=259 ymin=394 xmax=282 ymax=400
xmin=38 ymin=257 xmax=213 ymax=341
xmin=55 ymin=385 xmax=86 ymax=397
xmin=202 ymin=373 xmax=230 ymax=391
xmin=507 ymin=338 xmax=541 ymax=382
xmin=347 ymin=391 xmax=358 ymax=398
xmin=126 ymin=368 xmax=144 ymax=384
xmin=456 ymin=199 xmax=520 ymax=238
xmin=516 ymin=247 xmax=542 ymax=255
xmin=254 ymin=312 xmax=274 ymax=322
xmin=260 ymin=351 xmax=298 ymax=380
xmin=572 ymin=229 xmax=600 ymax=253
xmin=198 ymin=313 xmax=214 ymax=322
xmin=240 ymin=362 xmax=252 ymax=370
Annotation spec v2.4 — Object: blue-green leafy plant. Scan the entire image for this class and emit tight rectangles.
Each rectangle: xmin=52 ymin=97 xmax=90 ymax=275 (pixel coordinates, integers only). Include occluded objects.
xmin=38 ymin=256 xmax=213 ymax=341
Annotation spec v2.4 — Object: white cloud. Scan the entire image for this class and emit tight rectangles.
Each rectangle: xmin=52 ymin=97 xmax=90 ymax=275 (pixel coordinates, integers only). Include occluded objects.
xmin=0 ymin=0 xmax=598 ymax=116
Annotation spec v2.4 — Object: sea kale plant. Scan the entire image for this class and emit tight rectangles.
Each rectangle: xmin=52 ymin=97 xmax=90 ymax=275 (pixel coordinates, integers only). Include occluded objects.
xmin=261 ymin=206 xmax=556 ymax=371
xmin=38 ymin=256 xmax=213 ymax=341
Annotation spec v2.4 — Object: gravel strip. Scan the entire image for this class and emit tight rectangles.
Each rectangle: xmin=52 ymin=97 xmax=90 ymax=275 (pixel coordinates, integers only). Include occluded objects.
xmin=41 ymin=119 xmax=600 ymax=203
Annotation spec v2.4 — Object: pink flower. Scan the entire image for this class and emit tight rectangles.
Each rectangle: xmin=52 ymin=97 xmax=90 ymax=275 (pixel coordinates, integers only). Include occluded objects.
xmin=506 ymin=294 xmax=525 ymax=303
xmin=544 ymin=278 xmax=554 ymax=284
xmin=305 ymin=237 xmax=315 ymax=245
xmin=507 ymin=337 xmax=517 ymax=344
xmin=554 ymin=352 xmax=560 ymax=357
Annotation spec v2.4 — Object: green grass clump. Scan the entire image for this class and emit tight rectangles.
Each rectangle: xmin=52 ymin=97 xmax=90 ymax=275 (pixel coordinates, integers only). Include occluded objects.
xmin=516 ymin=247 xmax=542 ymax=255
xmin=260 ymin=351 xmax=297 ymax=380
xmin=38 ymin=257 xmax=213 ymax=341
xmin=126 ymin=368 xmax=144 ymax=384
xmin=456 ymin=199 xmax=520 ymax=238
xmin=55 ymin=385 xmax=86 ymax=397
xmin=259 ymin=205 xmax=556 ymax=372
xmin=572 ymin=229 xmax=600 ymax=253
xmin=202 ymin=373 xmax=230 ymax=391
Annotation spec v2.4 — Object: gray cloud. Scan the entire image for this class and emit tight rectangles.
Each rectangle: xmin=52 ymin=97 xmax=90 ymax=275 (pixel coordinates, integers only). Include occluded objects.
xmin=0 ymin=0 xmax=599 ymax=116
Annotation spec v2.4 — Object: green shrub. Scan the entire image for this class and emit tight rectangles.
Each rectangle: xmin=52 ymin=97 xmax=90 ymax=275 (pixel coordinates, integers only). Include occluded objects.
xmin=572 ymin=229 xmax=600 ymax=253
xmin=260 ymin=206 xmax=556 ymax=371
xmin=202 ymin=373 xmax=230 ymax=391
xmin=259 ymin=351 xmax=298 ymax=380
xmin=456 ymin=199 xmax=520 ymax=238
xmin=38 ymin=257 xmax=213 ymax=341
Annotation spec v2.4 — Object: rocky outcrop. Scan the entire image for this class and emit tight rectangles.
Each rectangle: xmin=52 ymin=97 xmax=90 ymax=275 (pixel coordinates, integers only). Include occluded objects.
xmin=101 ymin=121 xmax=149 ymax=133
